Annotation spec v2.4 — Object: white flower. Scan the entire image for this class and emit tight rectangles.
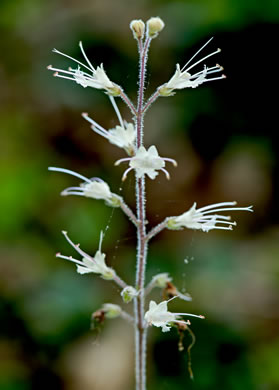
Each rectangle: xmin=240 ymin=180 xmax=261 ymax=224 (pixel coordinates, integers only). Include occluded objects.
xmin=48 ymin=167 xmax=122 ymax=207
xmin=159 ymin=38 xmax=225 ymax=96
xmin=167 ymin=201 xmax=253 ymax=232
xmin=56 ymin=230 xmax=115 ymax=280
xmin=144 ymin=298 xmax=204 ymax=333
xmin=82 ymin=113 xmax=136 ymax=155
xmin=121 ymin=286 xmax=138 ymax=303
xmin=47 ymin=42 xmax=121 ymax=96
xmin=115 ymin=145 xmax=177 ymax=180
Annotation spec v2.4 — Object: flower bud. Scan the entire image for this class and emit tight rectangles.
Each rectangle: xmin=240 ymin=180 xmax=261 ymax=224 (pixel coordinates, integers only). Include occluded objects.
xmin=152 ymin=273 xmax=172 ymax=288
xmin=130 ymin=19 xmax=145 ymax=40
xmin=121 ymin=286 xmax=138 ymax=303
xmin=146 ymin=17 xmax=165 ymax=38
xmin=102 ymin=303 xmax=122 ymax=319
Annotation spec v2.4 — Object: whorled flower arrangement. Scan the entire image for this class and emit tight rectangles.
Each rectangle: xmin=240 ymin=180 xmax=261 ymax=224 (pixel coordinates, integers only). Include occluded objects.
xmin=48 ymin=17 xmax=253 ymax=390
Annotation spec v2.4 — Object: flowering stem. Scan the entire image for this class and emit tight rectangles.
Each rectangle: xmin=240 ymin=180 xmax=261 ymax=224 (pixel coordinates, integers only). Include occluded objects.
xmin=142 ymin=90 xmax=160 ymax=114
xmin=134 ymin=36 xmax=151 ymax=390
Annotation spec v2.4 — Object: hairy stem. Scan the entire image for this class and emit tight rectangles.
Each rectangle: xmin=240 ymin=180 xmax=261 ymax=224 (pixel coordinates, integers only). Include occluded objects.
xmin=134 ymin=36 xmax=151 ymax=390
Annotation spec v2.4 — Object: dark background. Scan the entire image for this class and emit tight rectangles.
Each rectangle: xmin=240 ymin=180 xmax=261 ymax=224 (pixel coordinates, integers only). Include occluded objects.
xmin=1 ymin=0 xmax=279 ymax=389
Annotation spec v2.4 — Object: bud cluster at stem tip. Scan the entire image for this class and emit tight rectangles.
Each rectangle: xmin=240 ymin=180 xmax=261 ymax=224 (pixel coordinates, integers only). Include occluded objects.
xmin=130 ymin=17 xmax=165 ymax=41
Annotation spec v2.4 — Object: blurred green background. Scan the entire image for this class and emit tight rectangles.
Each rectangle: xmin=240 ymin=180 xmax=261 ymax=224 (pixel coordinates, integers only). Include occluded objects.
xmin=1 ymin=0 xmax=279 ymax=389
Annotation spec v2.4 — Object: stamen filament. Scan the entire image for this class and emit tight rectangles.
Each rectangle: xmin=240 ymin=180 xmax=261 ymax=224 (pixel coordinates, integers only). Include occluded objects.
xmin=79 ymin=41 xmax=96 ymax=71
xmin=185 ymin=48 xmax=221 ymax=73
xmin=53 ymin=48 xmax=93 ymax=73
xmin=198 ymin=201 xmax=237 ymax=212
xmin=109 ymin=96 xmax=125 ymax=128
xmin=48 ymin=167 xmax=92 ymax=183
xmin=115 ymin=157 xmax=132 ymax=166
xmin=201 ymin=206 xmax=253 ymax=215
xmin=62 ymin=230 xmax=93 ymax=260
xmin=182 ymin=37 xmax=214 ymax=71
xmin=56 ymin=253 xmax=85 ymax=267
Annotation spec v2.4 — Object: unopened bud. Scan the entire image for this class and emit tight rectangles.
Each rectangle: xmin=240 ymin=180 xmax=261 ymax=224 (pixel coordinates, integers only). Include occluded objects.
xmin=130 ymin=19 xmax=145 ymax=40
xmin=121 ymin=286 xmax=138 ymax=303
xmin=152 ymin=273 xmax=172 ymax=288
xmin=147 ymin=17 xmax=165 ymax=38
xmin=102 ymin=303 xmax=122 ymax=319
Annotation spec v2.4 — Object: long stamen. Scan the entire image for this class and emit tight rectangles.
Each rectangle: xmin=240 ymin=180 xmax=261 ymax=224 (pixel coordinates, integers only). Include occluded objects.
xmin=53 ymin=48 xmax=93 ymax=73
xmin=62 ymin=230 xmax=93 ymax=260
xmin=185 ymin=48 xmax=221 ymax=73
xmin=61 ymin=186 xmax=85 ymax=192
xmin=98 ymin=231 xmax=103 ymax=252
xmin=115 ymin=157 xmax=132 ymax=166
xmin=181 ymin=37 xmax=214 ymax=71
xmin=79 ymin=41 xmax=96 ymax=72
xmin=161 ymin=168 xmax=170 ymax=180
xmin=61 ymin=191 xmax=87 ymax=196
xmin=197 ymin=219 xmax=237 ymax=226
xmin=82 ymin=113 xmax=109 ymax=136
xmin=109 ymin=96 xmax=125 ymax=128
xmin=162 ymin=157 xmax=177 ymax=167
xmin=47 ymin=65 xmax=78 ymax=76
xmin=175 ymin=313 xmax=205 ymax=319
xmin=56 ymin=253 xmax=85 ymax=267
xmin=209 ymin=225 xmax=233 ymax=230
xmin=53 ymin=73 xmax=77 ymax=82
xmin=198 ymin=201 xmax=237 ymax=212
xmin=122 ymin=167 xmax=133 ymax=181
xmin=201 ymin=206 xmax=253 ymax=215
xmin=193 ymin=65 xmax=223 ymax=77
xmin=204 ymin=75 xmax=226 ymax=82
xmin=197 ymin=214 xmax=231 ymax=220
xmin=48 ymin=167 xmax=92 ymax=184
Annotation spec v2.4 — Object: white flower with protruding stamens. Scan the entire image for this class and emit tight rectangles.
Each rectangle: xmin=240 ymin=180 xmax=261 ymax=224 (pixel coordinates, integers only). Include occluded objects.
xmin=144 ymin=298 xmax=204 ymax=333
xmin=115 ymin=145 xmax=177 ymax=180
xmin=82 ymin=113 xmax=136 ymax=156
xmin=159 ymin=38 xmax=225 ymax=96
xmin=47 ymin=42 xmax=121 ymax=96
xmin=167 ymin=202 xmax=253 ymax=232
xmin=48 ymin=167 xmax=122 ymax=207
xmin=56 ymin=230 xmax=115 ymax=280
